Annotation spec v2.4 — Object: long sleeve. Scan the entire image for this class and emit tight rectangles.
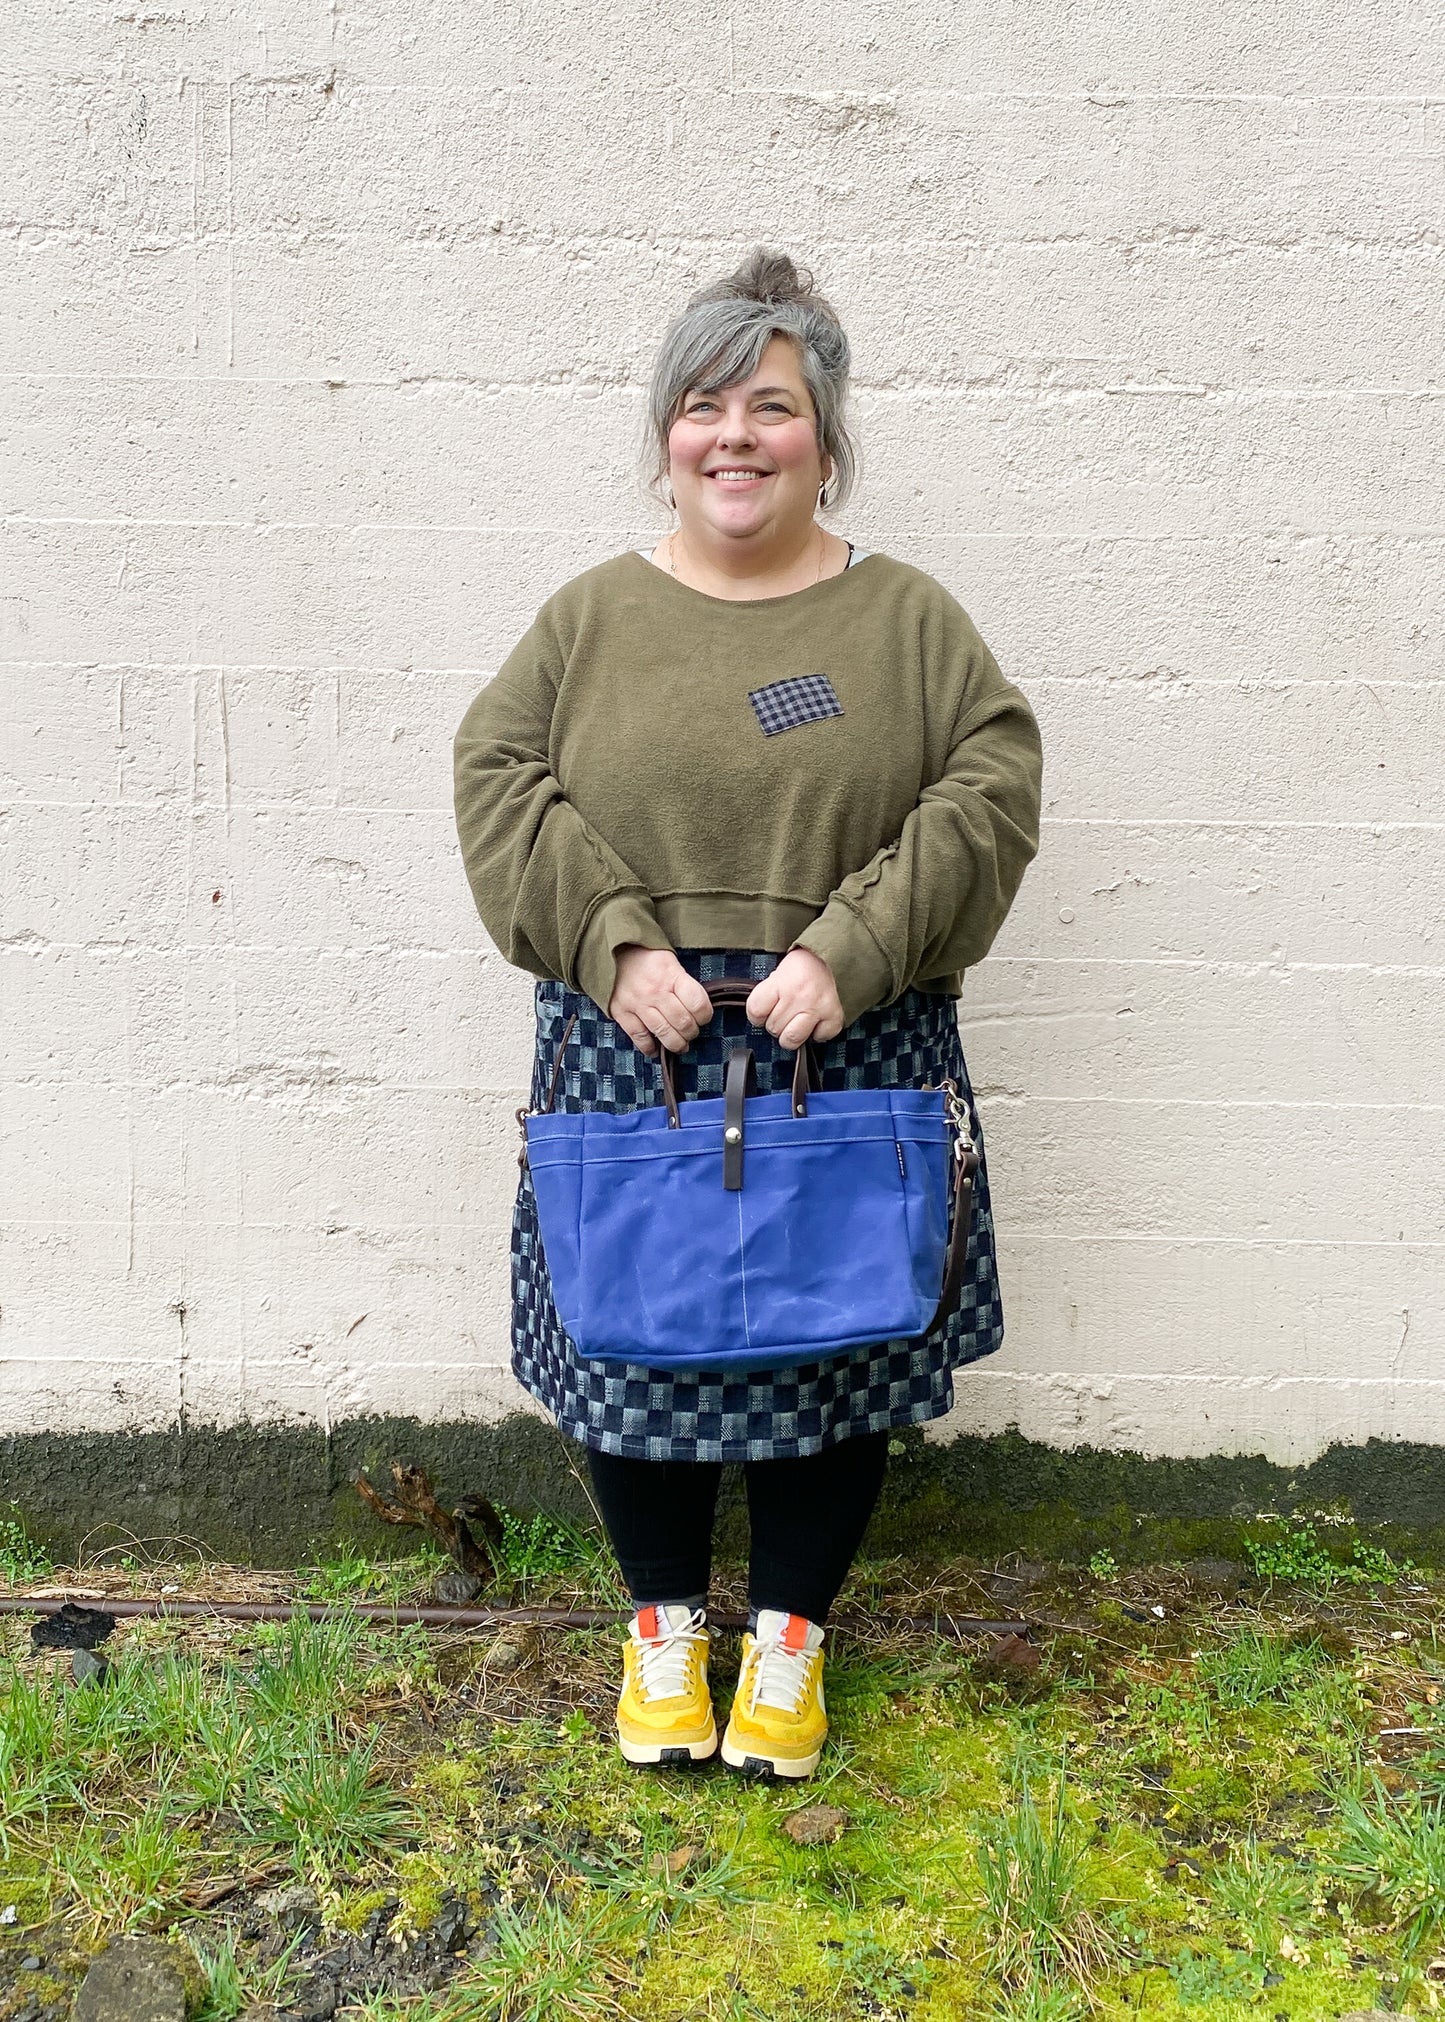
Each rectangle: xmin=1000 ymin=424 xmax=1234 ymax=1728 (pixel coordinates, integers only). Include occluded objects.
xmin=453 ymin=609 xmax=673 ymax=1013
xmin=790 ymin=604 xmax=1043 ymax=1027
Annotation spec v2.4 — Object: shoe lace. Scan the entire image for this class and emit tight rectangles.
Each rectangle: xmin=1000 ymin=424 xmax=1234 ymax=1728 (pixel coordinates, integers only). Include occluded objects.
xmin=746 ymin=1628 xmax=817 ymax=1716
xmin=633 ymin=1608 xmax=707 ymax=1701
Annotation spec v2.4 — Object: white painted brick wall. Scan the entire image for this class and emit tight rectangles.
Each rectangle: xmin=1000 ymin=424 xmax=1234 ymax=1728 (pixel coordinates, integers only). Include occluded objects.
xmin=4 ymin=2 xmax=1442 ymax=1464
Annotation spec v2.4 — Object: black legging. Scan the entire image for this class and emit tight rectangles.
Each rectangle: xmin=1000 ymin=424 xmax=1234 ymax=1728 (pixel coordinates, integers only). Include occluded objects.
xmin=586 ymin=1433 xmax=889 ymax=1625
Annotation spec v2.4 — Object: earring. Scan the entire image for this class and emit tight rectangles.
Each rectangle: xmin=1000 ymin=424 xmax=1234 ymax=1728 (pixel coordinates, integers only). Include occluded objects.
xmin=817 ymin=480 xmax=830 ymax=510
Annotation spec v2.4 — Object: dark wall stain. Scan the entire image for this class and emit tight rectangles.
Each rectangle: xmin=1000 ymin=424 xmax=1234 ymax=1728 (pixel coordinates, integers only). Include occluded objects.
xmin=4 ymin=1416 xmax=1443 ymax=1568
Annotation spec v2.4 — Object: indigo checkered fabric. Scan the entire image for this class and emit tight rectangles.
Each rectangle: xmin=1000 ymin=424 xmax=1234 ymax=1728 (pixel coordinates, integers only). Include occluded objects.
xmin=508 ymin=947 xmax=1005 ymax=1463
xmin=747 ymin=674 xmax=844 ymax=737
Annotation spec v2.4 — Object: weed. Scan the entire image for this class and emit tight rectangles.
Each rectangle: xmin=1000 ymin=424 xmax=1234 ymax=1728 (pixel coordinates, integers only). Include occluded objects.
xmin=1209 ymin=1837 xmax=1315 ymax=1958
xmin=569 ymin=1830 xmax=749 ymax=1936
xmin=1086 ymin=1550 xmax=1118 ymax=1582
xmin=0 ymin=1513 xmax=51 ymax=1583
xmin=178 ymin=1699 xmax=266 ymax=1815
xmin=1164 ymin=1945 xmax=1262 ymax=2008
xmin=496 ymin=1512 xmax=625 ymax=1603
xmin=1244 ymin=1518 xmax=1410 ymax=1588
xmin=300 ymin=1541 xmax=395 ymax=1602
xmin=833 ymin=1931 xmax=933 ymax=2013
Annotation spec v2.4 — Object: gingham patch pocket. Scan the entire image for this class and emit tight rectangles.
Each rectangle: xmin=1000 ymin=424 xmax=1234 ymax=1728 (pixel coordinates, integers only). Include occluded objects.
xmin=747 ymin=673 xmax=844 ymax=737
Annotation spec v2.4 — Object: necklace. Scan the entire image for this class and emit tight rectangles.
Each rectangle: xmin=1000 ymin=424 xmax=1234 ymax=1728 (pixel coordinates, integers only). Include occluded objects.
xmin=668 ymin=524 xmax=827 ymax=589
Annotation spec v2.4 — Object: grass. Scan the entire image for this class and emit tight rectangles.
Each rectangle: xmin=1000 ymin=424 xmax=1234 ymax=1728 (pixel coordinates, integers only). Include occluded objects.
xmin=5 ymin=1538 xmax=1445 ymax=2017
xmin=966 ymin=1747 xmax=1123 ymax=1997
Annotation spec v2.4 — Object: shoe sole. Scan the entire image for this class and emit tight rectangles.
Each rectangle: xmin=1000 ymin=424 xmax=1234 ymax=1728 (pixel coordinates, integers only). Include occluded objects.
xmin=719 ymin=1733 xmax=822 ymax=1780
xmin=618 ymin=1724 xmax=718 ymax=1767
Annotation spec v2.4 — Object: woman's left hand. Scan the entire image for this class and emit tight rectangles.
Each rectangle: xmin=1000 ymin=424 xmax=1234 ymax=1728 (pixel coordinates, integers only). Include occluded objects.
xmin=745 ymin=947 xmax=845 ymax=1048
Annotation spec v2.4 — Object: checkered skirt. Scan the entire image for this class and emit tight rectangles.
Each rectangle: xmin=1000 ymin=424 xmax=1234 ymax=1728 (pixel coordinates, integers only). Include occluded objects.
xmin=510 ymin=947 xmax=1004 ymax=1462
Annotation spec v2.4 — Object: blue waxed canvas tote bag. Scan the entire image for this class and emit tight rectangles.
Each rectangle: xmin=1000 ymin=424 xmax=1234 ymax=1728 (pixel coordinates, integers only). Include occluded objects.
xmin=516 ymin=980 xmax=981 ymax=1375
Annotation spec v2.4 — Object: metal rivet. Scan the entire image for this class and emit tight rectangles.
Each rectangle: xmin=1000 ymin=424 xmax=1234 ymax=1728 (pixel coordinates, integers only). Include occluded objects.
xmin=724 ymin=1126 xmax=742 ymax=1144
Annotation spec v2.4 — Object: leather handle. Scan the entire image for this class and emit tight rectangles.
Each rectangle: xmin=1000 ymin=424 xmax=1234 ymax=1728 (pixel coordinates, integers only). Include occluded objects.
xmin=658 ymin=978 xmax=821 ymax=1128
xmin=722 ymin=1046 xmax=756 ymax=1190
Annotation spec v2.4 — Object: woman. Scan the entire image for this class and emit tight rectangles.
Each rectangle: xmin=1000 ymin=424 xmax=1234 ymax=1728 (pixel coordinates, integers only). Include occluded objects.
xmin=454 ymin=249 xmax=1042 ymax=1780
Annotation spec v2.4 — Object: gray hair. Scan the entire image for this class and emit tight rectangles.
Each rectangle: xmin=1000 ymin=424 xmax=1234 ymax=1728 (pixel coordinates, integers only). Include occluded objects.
xmin=643 ymin=248 xmax=858 ymax=513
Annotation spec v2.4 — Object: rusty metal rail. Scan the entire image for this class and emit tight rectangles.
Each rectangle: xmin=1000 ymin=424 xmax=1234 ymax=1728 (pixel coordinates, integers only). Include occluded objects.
xmin=0 ymin=1594 xmax=1028 ymax=1635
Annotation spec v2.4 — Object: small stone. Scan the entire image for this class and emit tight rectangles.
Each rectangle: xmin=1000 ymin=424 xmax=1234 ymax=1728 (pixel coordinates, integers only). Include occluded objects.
xmin=73 ymin=1936 xmax=188 ymax=2022
xmin=71 ymin=1648 xmax=111 ymax=1687
xmin=987 ymin=1560 xmax=1048 ymax=1598
xmin=433 ymin=1569 xmax=484 ymax=1606
xmin=255 ymin=1881 xmax=319 ymax=1923
xmin=19 ymin=1955 xmax=41 ymax=1972
xmin=432 ymin=1892 xmax=471 ymax=1951
xmin=979 ymin=1631 xmax=1042 ymax=1673
xmin=288 ymin=1977 xmax=338 ymax=2022
xmin=781 ymin=1804 xmax=849 ymax=1847
xmin=483 ymin=1626 xmax=538 ymax=1672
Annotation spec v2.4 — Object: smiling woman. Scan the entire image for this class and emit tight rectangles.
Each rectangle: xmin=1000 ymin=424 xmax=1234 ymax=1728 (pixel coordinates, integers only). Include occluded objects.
xmin=453 ymin=247 xmax=1043 ymax=1784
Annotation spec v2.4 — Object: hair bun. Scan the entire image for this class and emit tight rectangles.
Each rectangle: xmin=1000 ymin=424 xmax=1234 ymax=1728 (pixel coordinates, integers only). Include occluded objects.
xmin=689 ymin=246 xmax=840 ymax=322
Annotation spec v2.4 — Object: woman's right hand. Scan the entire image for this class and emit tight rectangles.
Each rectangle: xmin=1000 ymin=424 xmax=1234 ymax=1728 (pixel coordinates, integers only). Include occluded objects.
xmin=607 ymin=946 xmax=714 ymax=1058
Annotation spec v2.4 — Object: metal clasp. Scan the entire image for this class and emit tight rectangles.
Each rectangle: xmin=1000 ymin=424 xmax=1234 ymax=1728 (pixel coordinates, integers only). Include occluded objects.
xmin=929 ymin=1077 xmax=976 ymax=1165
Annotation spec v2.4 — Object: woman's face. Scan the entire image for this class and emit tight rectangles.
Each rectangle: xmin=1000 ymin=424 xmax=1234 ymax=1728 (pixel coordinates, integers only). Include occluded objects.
xmin=667 ymin=333 xmax=829 ymax=547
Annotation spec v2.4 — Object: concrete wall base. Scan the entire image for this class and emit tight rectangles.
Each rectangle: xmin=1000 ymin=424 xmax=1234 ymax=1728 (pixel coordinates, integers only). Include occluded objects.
xmin=3 ymin=1418 xmax=1441 ymax=1570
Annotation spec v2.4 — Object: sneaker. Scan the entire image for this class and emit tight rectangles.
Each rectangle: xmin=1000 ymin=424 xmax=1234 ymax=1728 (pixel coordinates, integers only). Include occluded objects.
xmin=720 ymin=1609 xmax=827 ymax=1780
xmin=616 ymin=1604 xmax=717 ymax=1766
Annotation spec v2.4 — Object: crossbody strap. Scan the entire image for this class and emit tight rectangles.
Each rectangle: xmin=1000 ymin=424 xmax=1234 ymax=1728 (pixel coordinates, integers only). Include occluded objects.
xmin=929 ymin=1141 xmax=982 ymax=1332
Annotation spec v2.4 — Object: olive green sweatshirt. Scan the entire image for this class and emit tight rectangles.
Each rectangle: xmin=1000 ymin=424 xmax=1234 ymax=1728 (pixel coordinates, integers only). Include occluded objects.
xmin=453 ymin=551 xmax=1043 ymax=1028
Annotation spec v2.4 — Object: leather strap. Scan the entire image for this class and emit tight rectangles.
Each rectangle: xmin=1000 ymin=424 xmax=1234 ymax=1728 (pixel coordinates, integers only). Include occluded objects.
xmin=657 ymin=979 xmax=821 ymax=1128
xmin=722 ymin=1046 xmax=757 ymax=1190
xmin=929 ymin=1142 xmax=981 ymax=1332
xmin=542 ymin=1013 xmax=579 ymax=1114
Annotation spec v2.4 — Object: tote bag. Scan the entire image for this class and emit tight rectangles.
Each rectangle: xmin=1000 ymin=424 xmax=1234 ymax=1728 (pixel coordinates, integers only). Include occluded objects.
xmin=517 ymin=979 xmax=979 ymax=1375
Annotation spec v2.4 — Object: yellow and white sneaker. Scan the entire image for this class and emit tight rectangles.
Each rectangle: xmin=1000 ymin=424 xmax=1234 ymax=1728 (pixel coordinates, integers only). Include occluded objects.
xmin=616 ymin=1604 xmax=717 ymax=1766
xmin=720 ymin=1609 xmax=827 ymax=1780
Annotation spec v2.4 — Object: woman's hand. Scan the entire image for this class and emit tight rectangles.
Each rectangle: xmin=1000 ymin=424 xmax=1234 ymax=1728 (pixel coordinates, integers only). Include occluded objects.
xmin=746 ymin=947 xmax=845 ymax=1048
xmin=608 ymin=946 xmax=715 ymax=1058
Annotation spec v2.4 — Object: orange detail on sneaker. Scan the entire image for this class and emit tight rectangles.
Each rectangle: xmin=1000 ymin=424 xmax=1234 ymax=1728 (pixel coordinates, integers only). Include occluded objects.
xmin=721 ymin=1609 xmax=827 ymax=1780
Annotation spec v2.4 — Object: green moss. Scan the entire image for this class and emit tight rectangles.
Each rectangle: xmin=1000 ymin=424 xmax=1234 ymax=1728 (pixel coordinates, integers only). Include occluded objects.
xmin=322 ymin=1884 xmax=394 ymax=1935
xmin=0 ymin=1871 xmax=52 ymax=1927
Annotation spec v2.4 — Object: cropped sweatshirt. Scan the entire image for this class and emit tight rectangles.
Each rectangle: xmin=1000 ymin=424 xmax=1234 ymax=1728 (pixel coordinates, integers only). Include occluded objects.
xmin=453 ymin=550 xmax=1043 ymax=1029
